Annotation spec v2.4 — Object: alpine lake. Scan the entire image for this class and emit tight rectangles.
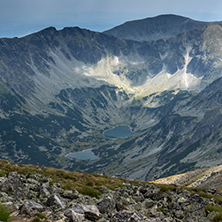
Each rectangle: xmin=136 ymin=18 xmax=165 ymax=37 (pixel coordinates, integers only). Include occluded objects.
xmin=66 ymin=125 xmax=135 ymax=161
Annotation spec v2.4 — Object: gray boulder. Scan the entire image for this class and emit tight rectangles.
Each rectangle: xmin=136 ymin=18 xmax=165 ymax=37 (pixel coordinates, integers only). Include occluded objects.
xmin=111 ymin=210 xmax=141 ymax=222
xmin=46 ymin=194 xmax=65 ymax=209
xmin=83 ymin=204 xmax=100 ymax=221
xmin=64 ymin=208 xmax=84 ymax=222
xmin=97 ymin=196 xmax=116 ymax=214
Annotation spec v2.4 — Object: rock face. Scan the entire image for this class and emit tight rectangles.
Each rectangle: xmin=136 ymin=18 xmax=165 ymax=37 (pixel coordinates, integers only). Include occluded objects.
xmin=1 ymin=171 xmax=221 ymax=221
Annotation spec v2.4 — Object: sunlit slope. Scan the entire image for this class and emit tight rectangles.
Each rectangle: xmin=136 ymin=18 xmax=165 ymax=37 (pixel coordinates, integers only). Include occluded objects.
xmin=155 ymin=164 xmax=222 ymax=191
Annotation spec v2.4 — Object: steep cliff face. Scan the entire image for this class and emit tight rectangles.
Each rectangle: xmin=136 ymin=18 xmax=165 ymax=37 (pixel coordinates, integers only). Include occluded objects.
xmin=1 ymin=15 xmax=222 ymax=180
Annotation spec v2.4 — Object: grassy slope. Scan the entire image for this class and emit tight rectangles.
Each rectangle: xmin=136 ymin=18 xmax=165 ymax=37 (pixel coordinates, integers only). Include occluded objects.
xmin=2 ymin=158 xmax=222 ymax=196
xmin=0 ymin=159 xmax=135 ymax=197
xmin=154 ymin=164 xmax=222 ymax=192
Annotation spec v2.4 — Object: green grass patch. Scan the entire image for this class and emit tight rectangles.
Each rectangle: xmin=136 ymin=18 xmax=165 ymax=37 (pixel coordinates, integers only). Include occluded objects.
xmin=31 ymin=218 xmax=41 ymax=222
xmin=0 ymin=203 xmax=10 ymax=222
xmin=0 ymin=159 xmax=150 ymax=199
xmin=185 ymin=187 xmax=207 ymax=193
xmin=86 ymin=180 xmax=95 ymax=186
xmin=157 ymin=184 xmax=177 ymax=193
xmin=205 ymin=205 xmax=222 ymax=213
xmin=31 ymin=218 xmax=48 ymax=222
xmin=185 ymin=187 xmax=222 ymax=203
xmin=213 ymin=195 xmax=222 ymax=203
xmin=213 ymin=213 xmax=222 ymax=222
xmin=105 ymin=184 xmax=115 ymax=190
xmin=55 ymin=170 xmax=77 ymax=181
xmin=77 ymin=186 xmax=101 ymax=198
xmin=60 ymin=181 xmax=73 ymax=190
xmin=205 ymin=205 xmax=222 ymax=222
xmin=198 ymin=191 xmax=222 ymax=202
xmin=198 ymin=191 xmax=213 ymax=199
xmin=0 ymin=170 xmax=7 ymax=177
xmin=35 ymin=212 xmax=47 ymax=219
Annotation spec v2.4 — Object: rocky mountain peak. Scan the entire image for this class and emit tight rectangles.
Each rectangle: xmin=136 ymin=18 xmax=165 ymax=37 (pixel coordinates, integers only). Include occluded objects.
xmin=104 ymin=14 xmax=222 ymax=42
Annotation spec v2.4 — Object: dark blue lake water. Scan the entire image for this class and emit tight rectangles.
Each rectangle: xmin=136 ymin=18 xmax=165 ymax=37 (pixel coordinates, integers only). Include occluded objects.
xmin=104 ymin=125 xmax=135 ymax=138
xmin=66 ymin=150 xmax=98 ymax=161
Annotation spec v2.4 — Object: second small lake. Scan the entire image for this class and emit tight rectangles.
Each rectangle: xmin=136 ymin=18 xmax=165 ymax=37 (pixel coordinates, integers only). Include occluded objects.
xmin=66 ymin=150 xmax=99 ymax=161
xmin=104 ymin=125 xmax=135 ymax=138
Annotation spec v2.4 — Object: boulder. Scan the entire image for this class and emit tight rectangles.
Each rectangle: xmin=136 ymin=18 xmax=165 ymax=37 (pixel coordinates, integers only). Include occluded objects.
xmin=40 ymin=183 xmax=51 ymax=198
xmin=68 ymin=203 xmax=85 ymax=214
xmin=19 ymin=203 xmax=34 ymax=217
xmin=64 ymin=208 xmax=84 ymax=222
xmin=111 ymin=210 xmax=141 ymax=222
xmin=83 ymin=204 xmax=100 ymax=221
xmin=46 ymin=194 xmax=65 ymax=209
xmin=115 ymin=202 xmax=128 ymax=211
xmin=27 ymin=200 xmax=45 ymax=212
xmin=144 ymin=199 xmax=156 ymax=208
xmin=97 ymin=196 xmax=116 ymax=214
xmin=62 ymin=190 xmax=80 ymax=200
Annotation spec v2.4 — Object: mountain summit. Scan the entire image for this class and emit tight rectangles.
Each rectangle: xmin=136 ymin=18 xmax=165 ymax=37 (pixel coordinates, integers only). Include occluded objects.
xmin=0 ymin=15 xmax=222 ymax=180
xmin=104 ymin=14 xmax=222 ymax=41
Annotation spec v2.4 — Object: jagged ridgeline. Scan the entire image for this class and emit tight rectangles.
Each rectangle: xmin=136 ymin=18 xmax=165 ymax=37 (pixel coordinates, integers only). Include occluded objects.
xmin=1 ymin=14 xmax=222 ymax=180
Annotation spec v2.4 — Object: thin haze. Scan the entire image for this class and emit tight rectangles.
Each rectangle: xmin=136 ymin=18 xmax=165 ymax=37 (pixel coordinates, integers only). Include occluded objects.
xmin=0 ymin=0 xmax=222 ymax=38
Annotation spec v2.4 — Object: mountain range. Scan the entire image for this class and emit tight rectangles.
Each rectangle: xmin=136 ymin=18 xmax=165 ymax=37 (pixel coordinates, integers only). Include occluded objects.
xmin=1 ymin=14 xmax=222 ymax=180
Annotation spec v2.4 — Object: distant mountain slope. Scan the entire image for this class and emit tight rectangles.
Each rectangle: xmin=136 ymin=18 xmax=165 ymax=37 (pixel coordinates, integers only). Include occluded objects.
xmin=1 ymin=15 xmax=222 ymax=181
xmin=104 ymin=14 xmax=222 ymax=42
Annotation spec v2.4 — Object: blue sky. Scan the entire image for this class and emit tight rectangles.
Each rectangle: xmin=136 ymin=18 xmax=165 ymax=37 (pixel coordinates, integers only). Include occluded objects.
xmin=0 ymin=0 xmax=222 ymax=38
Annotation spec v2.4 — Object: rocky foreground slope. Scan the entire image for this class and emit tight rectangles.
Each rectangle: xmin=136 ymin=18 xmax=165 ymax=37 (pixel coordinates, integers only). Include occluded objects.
xmin=1 ymin=160 xmax=222 ymax=222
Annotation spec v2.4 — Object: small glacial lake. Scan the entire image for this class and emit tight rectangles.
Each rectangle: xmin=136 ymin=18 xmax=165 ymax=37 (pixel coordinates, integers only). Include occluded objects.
xmin=66 ymin=150 xmax=99 ymax=161
xmin=104 ymin=125 xmax=135 ymax=138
